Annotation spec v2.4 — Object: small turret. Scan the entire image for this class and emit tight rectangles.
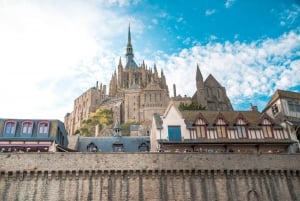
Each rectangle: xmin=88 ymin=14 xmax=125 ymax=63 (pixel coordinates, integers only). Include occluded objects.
xmin=113 ymin=119 xmax=121 ymax=137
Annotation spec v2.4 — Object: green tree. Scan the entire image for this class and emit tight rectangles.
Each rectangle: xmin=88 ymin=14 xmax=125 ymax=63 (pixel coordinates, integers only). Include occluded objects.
xmin=178 ymin=102 xmax=206 ymax=111
xmin=78 ymin=109 xmax=113 ymax=137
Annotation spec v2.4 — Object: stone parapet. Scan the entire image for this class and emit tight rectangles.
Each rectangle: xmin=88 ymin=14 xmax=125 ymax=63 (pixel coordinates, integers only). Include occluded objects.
xmin=0 ymin=153 xmax=300 ymax=201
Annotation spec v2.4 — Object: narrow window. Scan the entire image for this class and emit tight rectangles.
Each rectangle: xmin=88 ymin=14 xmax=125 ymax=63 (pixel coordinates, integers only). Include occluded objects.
xmin=261 ymin=119 xmax=273 ymax=138
xmin=216 ymin=118 xmax=227 ymax=138
xmin=235 ymin=118 xmax=248 ymax=139
xmin=195 ymin=118 xmax=207 ymax=138
xmin=271 ymin=104 xmax=279 ymax=115
xmin=207 ymin=128 xmax=217 ymax=139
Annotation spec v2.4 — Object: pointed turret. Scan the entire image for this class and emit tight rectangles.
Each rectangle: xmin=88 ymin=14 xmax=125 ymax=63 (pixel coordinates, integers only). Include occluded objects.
xmin=125 ymin=24 xmax=138 ymax=68
xmin=118 ymin=57 xmax=123 ymax=68
xmin=126 ymin=24 xmax=133 ymax=56
xmin=194 ymin=64 xmax=206 ymax=107
xmin=196 ymin=64 xmax=203 ymax=84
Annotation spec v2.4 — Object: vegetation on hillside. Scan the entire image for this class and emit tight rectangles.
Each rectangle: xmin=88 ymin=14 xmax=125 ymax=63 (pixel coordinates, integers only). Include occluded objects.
xmin=77 ymin=109 xmax=113 ymax=137
xmin=178 ymin=102 xmax=206 ymax=111
xmin=121 ymin=121 xmax=140 ymax=136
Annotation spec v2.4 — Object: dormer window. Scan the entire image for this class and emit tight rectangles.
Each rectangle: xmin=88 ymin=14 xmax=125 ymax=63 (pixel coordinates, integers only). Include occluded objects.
xmin=21 ymin=121 xmax=33 ymax=135
xmin=138 ymin=143 xmax=149 ymax=152
xmin=87 ymin=142 xmax=99 ymax=152
xmin=4 ymin=120 xmax=17 ymax=135
xmin=37 ymin=121 xmax=50 ymax=135
xmin=113 ymin=143 xmax=124 ymax=152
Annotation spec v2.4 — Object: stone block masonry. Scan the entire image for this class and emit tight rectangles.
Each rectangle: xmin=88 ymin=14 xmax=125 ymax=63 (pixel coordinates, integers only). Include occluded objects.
xmin=0 ymin=153 xmax=300 ymax=201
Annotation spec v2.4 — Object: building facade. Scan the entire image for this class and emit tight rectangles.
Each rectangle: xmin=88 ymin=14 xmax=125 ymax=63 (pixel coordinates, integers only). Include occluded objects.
xmin=263 ymin=89 xmax=300 ymax=151
xmin=0 ymin=118 xmax=69 ymax=152
xmin=151 ymin=103 xmax=295 ymax=153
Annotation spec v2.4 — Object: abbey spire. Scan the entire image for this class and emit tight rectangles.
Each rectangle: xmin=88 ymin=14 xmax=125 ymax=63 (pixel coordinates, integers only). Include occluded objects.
xmin=125 ymin=24 xmax=138 ymax=68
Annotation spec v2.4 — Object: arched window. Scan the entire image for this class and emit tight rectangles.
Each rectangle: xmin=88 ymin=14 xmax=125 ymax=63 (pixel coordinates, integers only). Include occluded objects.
xmin=138 ymin=143 xmax=149 ymax=152
xmin=37 ymin=121 xmax=50 ymax=135
xmin=247 ymin=190 xmax=259 ymax=201
xmin=21 ymin=121 xmax=33 ymax=135
xmin=87 ymin=142 xmax=99 ymax=152
xmin=4 ymin=120 xmax=17 ymax=135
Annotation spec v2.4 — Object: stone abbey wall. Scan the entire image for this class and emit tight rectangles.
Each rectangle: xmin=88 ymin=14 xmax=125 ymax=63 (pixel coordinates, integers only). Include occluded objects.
xmin=0 ymin=153 xmax=300 ymax=201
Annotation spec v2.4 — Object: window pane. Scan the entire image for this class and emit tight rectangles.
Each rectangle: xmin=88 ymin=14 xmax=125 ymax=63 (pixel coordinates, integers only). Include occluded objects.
xmin=22 ymin=125 xmax=28 ymax=134
xmin=5 ymin=122 xmax=16 ymax=134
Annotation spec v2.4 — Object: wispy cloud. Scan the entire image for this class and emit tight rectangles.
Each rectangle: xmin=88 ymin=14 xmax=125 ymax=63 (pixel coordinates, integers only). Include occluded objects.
xmin=0 ymin=1 xmax=143 ymax=120
xmin=278 ymin=4 xmax=300 ymax=27
xmin=205 ymin=9 xmax=216 ymax=16
xmin=225 ymin=0 xmax=235 ymax=8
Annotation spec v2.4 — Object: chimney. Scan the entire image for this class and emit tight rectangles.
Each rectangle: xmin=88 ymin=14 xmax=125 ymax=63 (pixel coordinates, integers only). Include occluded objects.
xmin=250 ymin=103 xmax=258 ymax=111
xmin=173 ymin=84 xmax=177 ymax=97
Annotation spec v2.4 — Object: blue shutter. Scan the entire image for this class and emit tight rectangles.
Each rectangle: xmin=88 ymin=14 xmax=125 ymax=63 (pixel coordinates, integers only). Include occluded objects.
xmin=168 ymin=126 xmax=181 ymax=141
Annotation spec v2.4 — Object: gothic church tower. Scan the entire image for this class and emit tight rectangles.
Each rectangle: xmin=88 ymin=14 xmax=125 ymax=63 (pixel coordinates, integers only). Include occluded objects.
xmin=108 ymin=24 xmax=170 ymax=123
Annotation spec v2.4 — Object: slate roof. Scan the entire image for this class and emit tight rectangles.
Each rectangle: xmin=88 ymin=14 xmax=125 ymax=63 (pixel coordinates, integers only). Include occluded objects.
xmin=153 ymin=113 xmax=163 ymax=129
xmin=76 ymin=136 xmax=150 ymax=152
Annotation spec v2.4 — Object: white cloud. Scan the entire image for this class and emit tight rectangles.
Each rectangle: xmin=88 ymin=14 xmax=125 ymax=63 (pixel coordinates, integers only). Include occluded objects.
xmin=225 ymin=0 xmax=235 ymax=8
xmin=153 ymin=30 xmax=300 ymax=111
xmin=0 ymin=0 xmax=143 ymax=120
xmin=205 ymin=9 xmax=216 ymax=16
xmin=177 ymin=17 xmax=184 ymax=23
xmin=0 ymin=0 xmax=299 ymax=121
xmin=152 ymin=18 xmax=158 ymax=25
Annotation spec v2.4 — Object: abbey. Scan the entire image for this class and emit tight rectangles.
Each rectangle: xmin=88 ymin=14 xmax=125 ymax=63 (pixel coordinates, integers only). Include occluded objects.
xmin=64 ymin=25 xmax=232 ymax=135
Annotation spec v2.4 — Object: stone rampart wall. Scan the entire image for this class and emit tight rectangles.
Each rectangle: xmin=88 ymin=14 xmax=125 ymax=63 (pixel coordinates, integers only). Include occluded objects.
xmin=0 ymin=153 xmax=300 ymax=201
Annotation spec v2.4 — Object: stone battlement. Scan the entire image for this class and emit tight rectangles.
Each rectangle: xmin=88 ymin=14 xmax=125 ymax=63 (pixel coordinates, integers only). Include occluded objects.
xmin=1 ymin=153 xmax=300 ymax=201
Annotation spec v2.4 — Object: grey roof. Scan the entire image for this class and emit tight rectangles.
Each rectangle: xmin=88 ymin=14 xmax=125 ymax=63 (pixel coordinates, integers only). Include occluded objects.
xmin=125 ymin=58 xmax=138 ymax=68
xmin=153 ymin=113 xmax=163 ymax=129
xmin=76 ymin=136 xmax=150 ymax=152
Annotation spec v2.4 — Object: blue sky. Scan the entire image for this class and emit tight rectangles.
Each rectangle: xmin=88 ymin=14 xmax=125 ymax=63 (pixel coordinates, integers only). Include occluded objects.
xmin=0 ymin=0 xmax=299 ymax=120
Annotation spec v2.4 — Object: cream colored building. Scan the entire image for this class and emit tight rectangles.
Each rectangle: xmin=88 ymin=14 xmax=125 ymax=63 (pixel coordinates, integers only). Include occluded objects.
xmin=151 ymin=102 xmax=295 ymax=153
